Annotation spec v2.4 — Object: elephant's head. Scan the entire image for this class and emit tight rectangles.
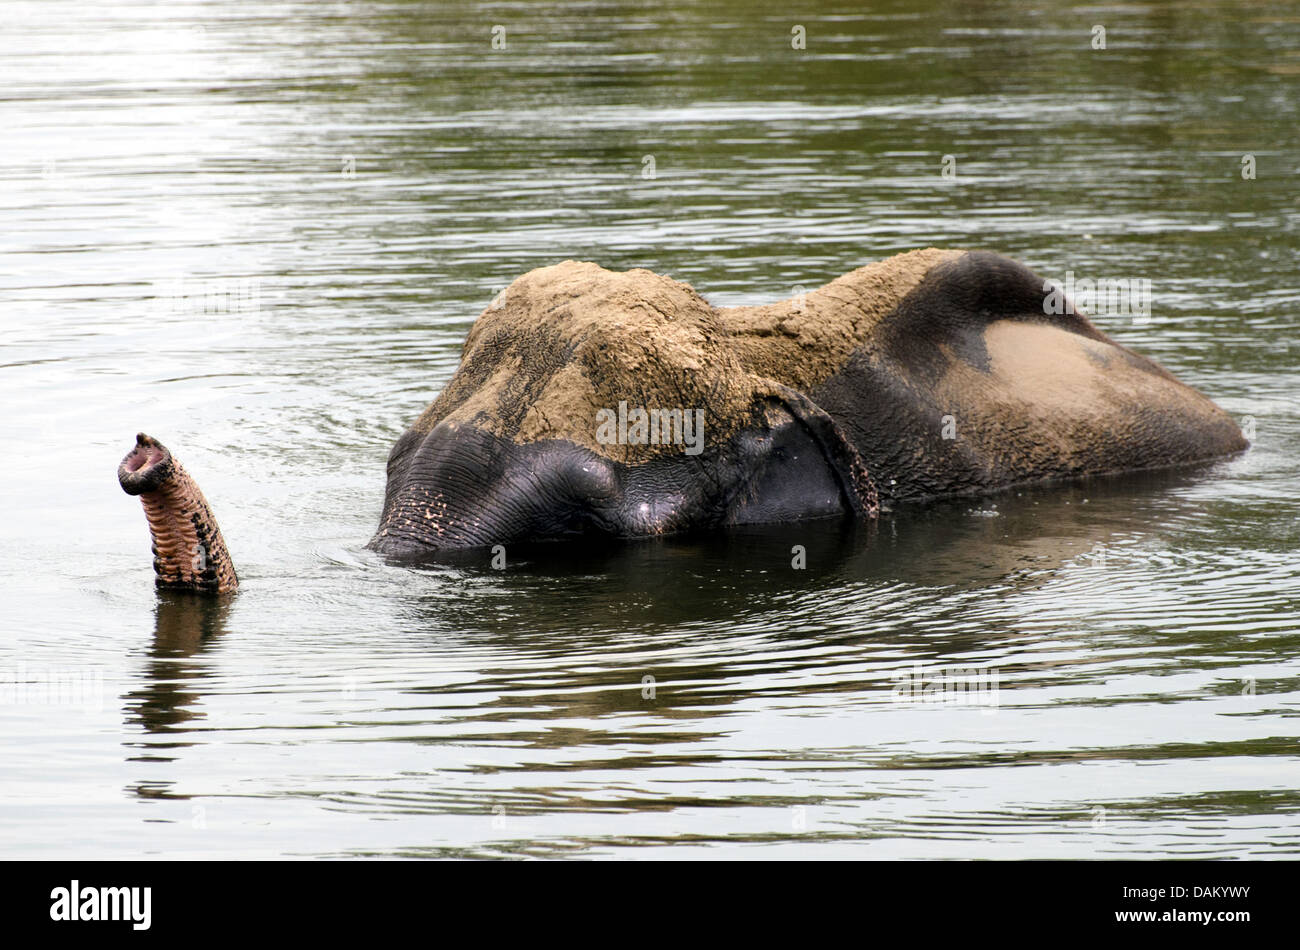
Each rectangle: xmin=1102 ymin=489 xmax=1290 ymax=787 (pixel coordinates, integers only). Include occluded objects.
xmin=369 ymin=261 xmax=879 ymax=556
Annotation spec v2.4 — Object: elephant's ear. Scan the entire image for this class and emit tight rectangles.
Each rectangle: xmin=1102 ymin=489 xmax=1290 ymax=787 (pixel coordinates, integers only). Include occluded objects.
xmin=725 ymin=384 xmax=879 ymax=525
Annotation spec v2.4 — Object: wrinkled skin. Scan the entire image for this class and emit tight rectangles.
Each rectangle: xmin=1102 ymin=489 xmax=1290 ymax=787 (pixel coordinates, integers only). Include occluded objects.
xmin=118 ymin=433 xmax=238 ymax=593
xmin=121 ymin=249 xmax=1247 ymax=592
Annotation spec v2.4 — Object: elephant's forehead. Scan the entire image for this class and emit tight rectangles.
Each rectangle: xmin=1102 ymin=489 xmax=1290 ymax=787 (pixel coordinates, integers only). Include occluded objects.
xmin=420 ymin=260 xmax=764 ymax=459
xmin=510 ymin=332 xmax=758 ymax=461
xmin=470 ymin=259 xmax=720 ymax=345
xmin=462 ymin=259 xmax=736 ymax=379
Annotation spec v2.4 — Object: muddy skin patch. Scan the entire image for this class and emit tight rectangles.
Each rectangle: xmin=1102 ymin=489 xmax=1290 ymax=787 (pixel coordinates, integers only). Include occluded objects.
xmin=723 ymin=247 xmax=962 ymax=394
xmin=929 ymin=320 xmax=1249 ymax=487
xmin=404 ymin=250 xmax=960 ymax=466
xmin=405 ymin=262 xmax=755 ymax=463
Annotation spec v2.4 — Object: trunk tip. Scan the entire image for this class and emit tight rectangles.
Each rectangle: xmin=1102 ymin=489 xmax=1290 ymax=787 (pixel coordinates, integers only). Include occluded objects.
xmin=118 ymin=432 xmax=174 ymax=496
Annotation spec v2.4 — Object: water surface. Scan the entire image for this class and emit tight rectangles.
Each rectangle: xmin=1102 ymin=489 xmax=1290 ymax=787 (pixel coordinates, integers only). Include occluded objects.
xmin=2 ymin=0 xmax=1298 ymax=858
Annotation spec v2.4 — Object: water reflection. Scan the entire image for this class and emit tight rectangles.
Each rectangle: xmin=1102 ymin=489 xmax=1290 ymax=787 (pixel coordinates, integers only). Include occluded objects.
xmin=123 ymin=594 xmax=230 ymax=740
xmin=394 ymin=461 xmax=1227 ymax=639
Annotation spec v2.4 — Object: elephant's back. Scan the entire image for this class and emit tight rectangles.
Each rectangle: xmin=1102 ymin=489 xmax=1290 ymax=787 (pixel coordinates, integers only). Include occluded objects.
xmin=720 ymin=247 xmax=962 ymax=395
xmin=806 ymin=252 xmax=1247 ymax=502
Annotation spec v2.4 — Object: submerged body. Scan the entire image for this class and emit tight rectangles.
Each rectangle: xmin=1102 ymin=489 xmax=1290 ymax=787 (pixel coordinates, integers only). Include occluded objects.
xmin=121 ymin=249 xmax=1247 ymax=590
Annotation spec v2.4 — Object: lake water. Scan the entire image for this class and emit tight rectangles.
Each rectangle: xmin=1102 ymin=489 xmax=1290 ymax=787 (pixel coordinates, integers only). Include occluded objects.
xmin=2 ymin=0 xmax=1298 ymax=858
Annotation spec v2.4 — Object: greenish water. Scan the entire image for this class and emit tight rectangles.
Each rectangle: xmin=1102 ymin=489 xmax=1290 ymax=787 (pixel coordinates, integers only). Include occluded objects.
xmin=1 ymin=0 xmax=1298 ymax=858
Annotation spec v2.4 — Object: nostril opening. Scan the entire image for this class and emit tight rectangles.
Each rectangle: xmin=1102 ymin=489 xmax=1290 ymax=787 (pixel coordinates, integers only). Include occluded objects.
xmin=119 ymin=434 xmax=174 ymax=495
xmin=125 ymin=446 xmax=163 ymax=473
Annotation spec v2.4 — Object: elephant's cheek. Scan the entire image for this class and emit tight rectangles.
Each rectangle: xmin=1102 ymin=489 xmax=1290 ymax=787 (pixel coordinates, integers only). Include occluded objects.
xmin=370 ymin=424 xmax=626 ymax=554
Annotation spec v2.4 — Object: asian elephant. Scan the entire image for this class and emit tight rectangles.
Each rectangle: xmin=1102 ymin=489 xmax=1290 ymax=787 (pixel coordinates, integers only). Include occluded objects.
xmin=119 ymin=248 xmax=1247 ymax=593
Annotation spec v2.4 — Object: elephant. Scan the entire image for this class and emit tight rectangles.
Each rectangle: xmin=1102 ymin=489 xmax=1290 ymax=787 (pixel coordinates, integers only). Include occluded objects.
xmin=118 ymin=248 xmax=1248 ymax=594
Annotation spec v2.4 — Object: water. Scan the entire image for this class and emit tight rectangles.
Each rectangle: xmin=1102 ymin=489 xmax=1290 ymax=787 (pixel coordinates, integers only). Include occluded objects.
xmin=2 ymin=0 xmax=1298 ymax=858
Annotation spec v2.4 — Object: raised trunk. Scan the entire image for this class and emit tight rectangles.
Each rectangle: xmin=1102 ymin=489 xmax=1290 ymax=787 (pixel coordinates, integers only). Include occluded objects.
xmin=118 ymin=433 xmax=238 ymax=595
